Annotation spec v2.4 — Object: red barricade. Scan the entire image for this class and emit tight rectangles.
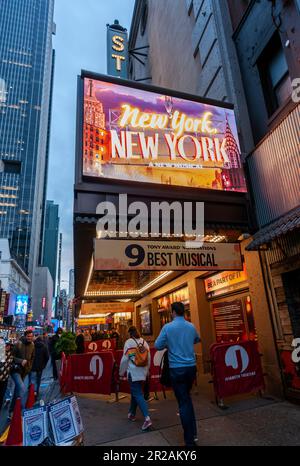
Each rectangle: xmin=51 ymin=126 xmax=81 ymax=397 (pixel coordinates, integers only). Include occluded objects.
xmin=65 ymin=351 xmax=115 ymax=395
xmin=60 ymin=346 xmax=173 ymax=397
xmin=84 ymin=339 xmax=116 ymax=353
xmin=60 ymin=352 xmax=72 ymax=394
xmin=210 ymin=340 xmax=265 ymax=399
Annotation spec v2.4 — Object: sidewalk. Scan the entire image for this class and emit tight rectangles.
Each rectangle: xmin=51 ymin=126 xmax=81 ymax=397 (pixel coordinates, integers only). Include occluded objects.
xmin=75 ymin=375 xmax=300 ymax=446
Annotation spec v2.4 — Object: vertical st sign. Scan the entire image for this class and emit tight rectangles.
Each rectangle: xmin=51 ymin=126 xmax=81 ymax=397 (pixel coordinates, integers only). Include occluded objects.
xmin=107 ymin=21 xmax=128 ymax=79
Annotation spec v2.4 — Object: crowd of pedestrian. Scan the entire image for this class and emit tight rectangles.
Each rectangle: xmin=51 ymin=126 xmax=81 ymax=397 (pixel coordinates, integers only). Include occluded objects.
xmin=0 ymin=301 xmax=199 ymax=446
xmin=0 ymin=327 xmax=61 ymax=420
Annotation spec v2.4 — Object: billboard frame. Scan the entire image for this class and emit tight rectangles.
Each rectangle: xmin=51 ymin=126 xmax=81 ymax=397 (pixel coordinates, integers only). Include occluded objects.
xmin=75 ymin=70 xmax=237 ymax=193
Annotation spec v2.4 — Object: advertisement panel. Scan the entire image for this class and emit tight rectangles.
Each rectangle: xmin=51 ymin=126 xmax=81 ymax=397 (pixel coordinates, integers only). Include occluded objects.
xmin=82 ymin=76 xmax=246 ymax=192
xmin=204 ymin=264 xmax=248 ymax=297
xmin=94 ymin=239 xmax=242 ymax=271
xmin=80 ymin=301 xmax=134 ymax=316
xmin=15 ymin=295 xmax=29 ymax=315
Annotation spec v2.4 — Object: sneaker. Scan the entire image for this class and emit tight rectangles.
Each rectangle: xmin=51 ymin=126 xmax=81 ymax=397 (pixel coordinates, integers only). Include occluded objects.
xmin=194 ymin=436 xmax=198 ymax=442
xmin=141 ymin=418 xmax=152 ymax=431
xmin=127 ymin=413 xmax=136 ymax=422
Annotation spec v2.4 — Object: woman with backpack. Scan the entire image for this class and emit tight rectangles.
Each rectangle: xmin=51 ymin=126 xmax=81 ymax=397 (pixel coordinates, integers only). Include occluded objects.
xmin=119 ymin=326 xmax=152 ymax=431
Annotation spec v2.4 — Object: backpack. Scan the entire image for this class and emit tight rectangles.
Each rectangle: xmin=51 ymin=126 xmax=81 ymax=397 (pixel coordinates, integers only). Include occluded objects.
xmin=132 ymin=338 xmax=149 ymax=367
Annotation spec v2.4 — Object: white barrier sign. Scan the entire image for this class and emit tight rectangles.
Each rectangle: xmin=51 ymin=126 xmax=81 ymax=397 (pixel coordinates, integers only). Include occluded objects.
xmin=49 ymin=396 xmax=84 ymax=445
xmin=23 ymin=406 xmax=48 ymax=446
xmin=49 ymin=398 xmax=77 ymax=445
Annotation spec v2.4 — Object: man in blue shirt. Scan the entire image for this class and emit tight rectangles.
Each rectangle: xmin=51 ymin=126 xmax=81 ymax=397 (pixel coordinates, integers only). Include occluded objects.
xmin=155 ymin=301 xmax=200 ymax=446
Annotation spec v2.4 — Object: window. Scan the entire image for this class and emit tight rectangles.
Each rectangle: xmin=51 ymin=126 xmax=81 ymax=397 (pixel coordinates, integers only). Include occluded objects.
xmin=3 ymin=160 xmax=21 ymax=174
xmin=0 ymin=78 xmax=7 ymax=103
xmin=140 ymin=0 xmax=148 ymax=36
xmin=257 ymin=33 xmax=292 ymax=116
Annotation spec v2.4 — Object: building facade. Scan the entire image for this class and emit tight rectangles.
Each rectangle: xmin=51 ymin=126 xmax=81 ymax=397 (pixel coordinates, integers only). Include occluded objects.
xmin=42 ymin=200 xmax=59 ymax=290
xmin=30 ymin=266 xmax=53 ymax=324
xmin=0 ymin=0 xmax=55 ymax=279
xmin=128 ymin=0 xmax=300 ymax=399
xmin=227 ymin=0 xmax=300 ymax=400
xmin=0 ymin=238 xmax=30 ymax=321
xmin=68 ymin=268 xmax=75 ymax=299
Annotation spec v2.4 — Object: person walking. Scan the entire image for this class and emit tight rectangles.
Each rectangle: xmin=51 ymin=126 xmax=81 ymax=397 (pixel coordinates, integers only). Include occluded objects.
xmin=75 ymin=329 xmax=85 ymax=354
xmin=83 ymin=329 xmax=92 ymax=342
xmin=42 ymin=331 xmax=49 ymax=348
xmin=155 ymin=302 xmax=201 ymax=446
xmin=0 ymin=338 xmax=14 ymax=412
xmin=119 ymin=326 xmax=152 ymax=431
xmin=49 ymin=328 xmax=63 ymax=380
xmin=31 ymin=336 xmax=49 ymax=398
xmin=9 ymin=330 xmax=35 ymax=416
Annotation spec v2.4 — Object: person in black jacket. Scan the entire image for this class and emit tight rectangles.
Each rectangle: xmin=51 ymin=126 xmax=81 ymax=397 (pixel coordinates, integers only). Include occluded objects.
xmin=31 ymin=336 xmax=49 ymax=398
xmin=49 ymin=328 xmax=63 ymax=380
xmin=75 ymin=329 xmax=85 ymax=354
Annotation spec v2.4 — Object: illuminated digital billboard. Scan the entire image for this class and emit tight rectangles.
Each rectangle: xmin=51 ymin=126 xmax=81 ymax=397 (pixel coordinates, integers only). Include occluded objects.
xmin=82 ymin=76 xmax=247 ymax=192
xmin=15 ymin=295 xmax=29 ymax=315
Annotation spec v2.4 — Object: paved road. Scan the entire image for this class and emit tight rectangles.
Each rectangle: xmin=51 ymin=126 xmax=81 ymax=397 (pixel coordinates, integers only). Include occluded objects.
xmin=76 ymin=375 xmax=300 ymax=446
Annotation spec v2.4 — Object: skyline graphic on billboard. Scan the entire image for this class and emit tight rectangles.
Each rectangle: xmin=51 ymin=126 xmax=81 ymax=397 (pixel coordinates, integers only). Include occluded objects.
xmin=82 ymin=77 xmax=247 ymax=192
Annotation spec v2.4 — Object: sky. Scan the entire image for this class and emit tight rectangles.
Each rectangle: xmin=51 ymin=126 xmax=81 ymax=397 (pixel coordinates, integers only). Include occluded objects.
xmin=47 ymin=0 xmax=135 ymax=289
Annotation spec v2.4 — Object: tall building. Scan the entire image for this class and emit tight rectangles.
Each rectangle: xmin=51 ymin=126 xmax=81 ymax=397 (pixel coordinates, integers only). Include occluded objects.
xmin=68 ymin=268 xmax=75 ymax=299
xmin=0 ymin=0 xmax=55 ymax=279
xmin=31 ymin=266 xmax=53 ymax=323
xmin=42 ymin=200 xmax=59 ymax=291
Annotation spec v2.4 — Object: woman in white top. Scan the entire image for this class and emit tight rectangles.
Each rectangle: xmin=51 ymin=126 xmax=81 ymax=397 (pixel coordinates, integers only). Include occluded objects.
xmin=119 ymin=326 xmax=152 ymax=431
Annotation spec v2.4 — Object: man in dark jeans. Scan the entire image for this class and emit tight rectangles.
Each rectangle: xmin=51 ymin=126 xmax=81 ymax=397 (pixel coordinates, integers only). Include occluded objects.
xmin=155 ymin=302 xmax=200 ymax=446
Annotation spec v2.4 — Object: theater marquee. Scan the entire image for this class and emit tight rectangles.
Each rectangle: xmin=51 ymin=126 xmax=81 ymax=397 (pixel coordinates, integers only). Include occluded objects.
xmin=94 ymin=239 xmax=243 ymax=271
xmin=82 ymin=76 xmax=247 ymax=192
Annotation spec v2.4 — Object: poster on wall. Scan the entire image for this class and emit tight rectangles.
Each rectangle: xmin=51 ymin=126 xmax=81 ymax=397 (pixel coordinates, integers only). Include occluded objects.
xmin=140 ymin=304 xmax=152 ymax=335
xmin=212 ymin=299 xmax=247 ymax=343
xmin=82 ymin=75 xmax=247 ymax=192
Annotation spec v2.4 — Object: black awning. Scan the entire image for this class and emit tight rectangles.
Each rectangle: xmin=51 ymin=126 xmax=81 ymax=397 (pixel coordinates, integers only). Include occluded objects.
xmin=246 ymin=206 xmax=300 ymax=251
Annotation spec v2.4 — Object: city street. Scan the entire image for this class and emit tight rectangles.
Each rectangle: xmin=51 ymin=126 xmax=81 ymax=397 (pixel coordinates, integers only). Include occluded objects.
xmin=1 ymin=364 xmax=300 ymax=447
xmin=0 ymin=0 xmax=299 ymax=451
